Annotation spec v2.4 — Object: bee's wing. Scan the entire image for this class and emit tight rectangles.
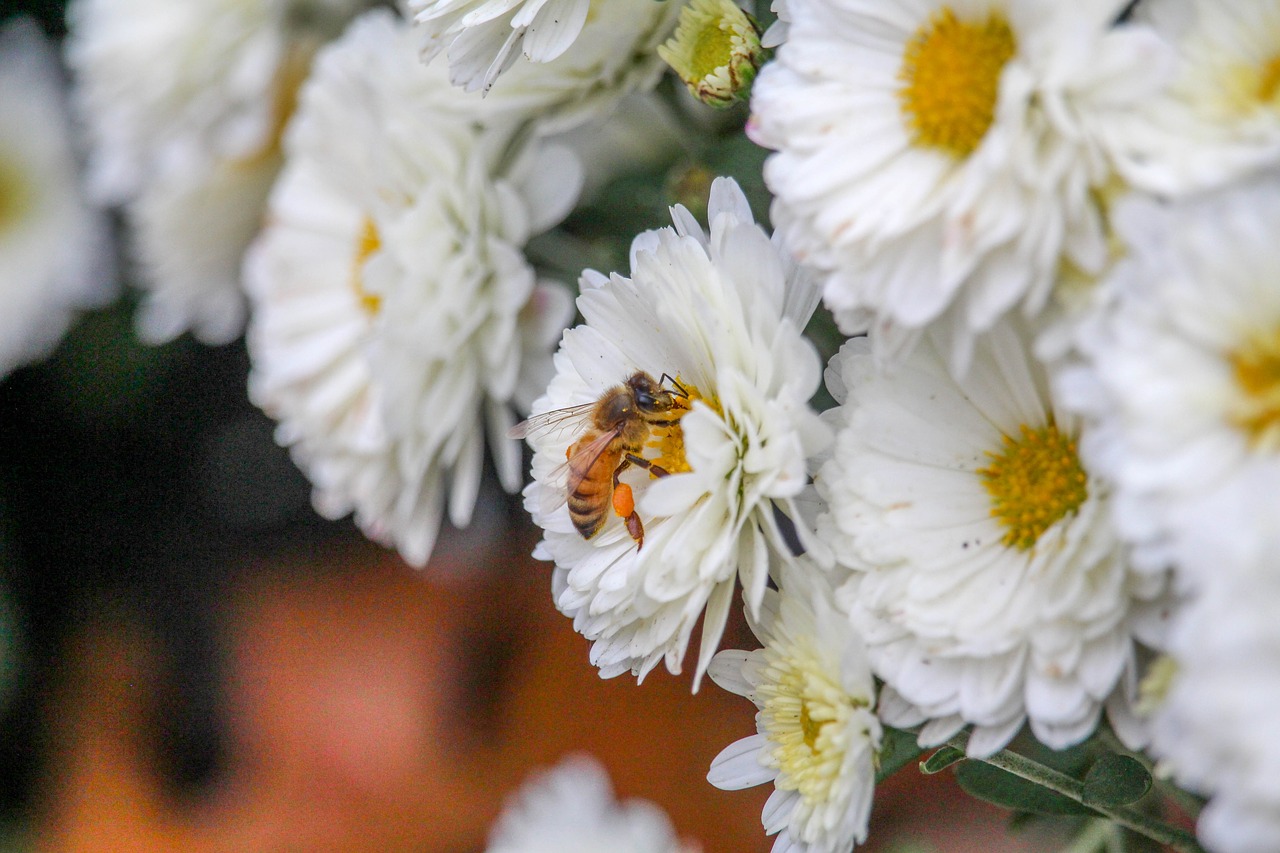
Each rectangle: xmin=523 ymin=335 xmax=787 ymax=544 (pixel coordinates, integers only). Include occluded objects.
xmin=508 ymin=402 xmax=598 ymax=441
xmin=534 ymin=428 xmax=621 ymax=519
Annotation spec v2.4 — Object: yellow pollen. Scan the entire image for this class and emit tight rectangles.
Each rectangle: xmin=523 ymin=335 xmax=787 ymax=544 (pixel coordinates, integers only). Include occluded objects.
xmin=1258 ymin=55 xmax=1280 ymax=102
xmin=644 ymin=377 xmax=712 ymax=476
xmin=1228 ymin=325 xmax=1280 ymax=450
xmin=351 ymin=217 xmax=382 ymax=314
xmin=897 ymin=7 xmax=1017 ymax=158
xmin=977 ymin=420 xmax=1089 ymax=551
xmin=799 ymin=703 xmax=826 ymax=749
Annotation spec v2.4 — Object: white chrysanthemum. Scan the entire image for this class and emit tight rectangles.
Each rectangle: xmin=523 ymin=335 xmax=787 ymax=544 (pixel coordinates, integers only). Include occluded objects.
xmin=521 ymin=177 xmax=829 ymax=684
xmin=245 ymin=10 xmax=578 ymax=566
xmin=707 ymin=562 xmax=881 ymax=853
xmin=1146 ymin=489 xmax=1280 ymax=853
xmin=815 ymin=320 xmax=1170 ymax=758
xmin=749 ymin=0 xmax=1171 ymax=370
xmin=408 ymin=0 xmax=593 ymax=92
xmin=1054 ymin=178 xmax=1280 ymax=582
xmin=0 ymin=17 xmax=114 ymax=376
xmin=486 ymin=754 xmax=696 ymax=853
xmin=66 ymin=0 xmax=371 ymax=344
xmin=1102 ymin=0 xmax=1280 ymax=195
xmin=466 ymin=0 xmax=684 ymax=134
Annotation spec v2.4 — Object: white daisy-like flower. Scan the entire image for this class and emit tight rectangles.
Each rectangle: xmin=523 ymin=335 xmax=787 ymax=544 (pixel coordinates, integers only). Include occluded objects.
xmin=66 ymin=0 xmax=372 ymax=344
xmin=761 ymin=0 xmax=793 ymax=49
xmin=1102 ymin=0 xmax=1280 ymax=195
xmin=707 ymin=562 xmax=881 ymax=853
xmin=407 ymin=0 xmax=592 ymax=93
xmin=749 ymin=0 xmax=1171 ymax=369
xmin=0 ymin=17 xmax=114 ymax=376
xmin=1146 ymin=491 xmax=1280 ymax=853
xmin=519 ymin=177 xmax=829 ymax=684
xmin=486 ymin=754 xmax=697 ymax=853
xmin=245 ymin=9 xmax=578 ymax=566
xmin=815 ymin=319 xmax=1170 ymax=757
xmin=1054 ymin=177 xmax=1280 ymax=582
xmin=467 ymin=0 xmax=685 ymax=134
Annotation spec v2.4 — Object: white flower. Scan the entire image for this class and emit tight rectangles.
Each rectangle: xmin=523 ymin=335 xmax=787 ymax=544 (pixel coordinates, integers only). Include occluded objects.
xmin=408 ymin=0 xmax=593 ymax=93
xmin=1054 ymin=178 xmax=1280 ymax=583
xmin=486 ymin=754 xmax=697 ymax=853
xmin=245 ymin=10 xmax=578 ymax=567
xmin=707 ymin=562 xmax=881 ymax=853
xmin=748 ymin=0 xmax=1171 ymax=370
xmin=1146 ymin=498 xmax=1280 ymax=853
xmin=815 ymin=320 xmax=1169 ymax=757
xmin=1102 ymin=0 xmax=1280 ymax=195
xmin=467 ymin=0 xmax=685 ymax=134
xmin=0 ymin=17 xmax=114 ymax=376
xmin=520 ymin=177 xmax=829 ymax=684
xmin=66 ymin=0 xmax=371 ymax=344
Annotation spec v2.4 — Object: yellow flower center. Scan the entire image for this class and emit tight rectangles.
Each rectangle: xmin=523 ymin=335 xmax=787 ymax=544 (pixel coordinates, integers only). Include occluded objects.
xmin=1229 ymin=325 xmax=1280 ymax=450
xmin=643 ymin=377 xmax=710 ymax=476
xmin=758 ymin=637 xmax=868 ymax=804
xmin=977 ymin=420 xmax=1089 ymax=551
xmin=351 ymin=216 xmax=382 ymax=315
xmin=1257 ymin=55 xmax=1280 ymax=103
xmin=897 ymin=7 xmax=1017 ymax=158
xmin=0 ymin=156 xmax=31 ymax=233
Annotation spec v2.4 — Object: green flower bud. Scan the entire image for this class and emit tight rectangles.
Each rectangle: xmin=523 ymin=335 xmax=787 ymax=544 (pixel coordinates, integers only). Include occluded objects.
xmin=658 ymin=0 xmax=764 ymax=109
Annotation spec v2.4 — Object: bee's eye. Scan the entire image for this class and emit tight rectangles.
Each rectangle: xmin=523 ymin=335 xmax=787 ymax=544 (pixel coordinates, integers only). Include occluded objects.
xmin=634 ymin=390 xmax=655 ymax=408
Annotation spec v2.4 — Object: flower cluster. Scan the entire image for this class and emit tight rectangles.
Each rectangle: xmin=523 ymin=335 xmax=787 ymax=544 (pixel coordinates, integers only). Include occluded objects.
xmin=5 ymin=1 xmax=1276 ymax=852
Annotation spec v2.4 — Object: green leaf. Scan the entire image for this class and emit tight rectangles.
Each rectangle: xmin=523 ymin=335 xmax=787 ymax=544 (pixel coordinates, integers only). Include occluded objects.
xmin=920 ymin=746 xmax=967 ymax=774
xmin=1082 ymin=754 xmax=1153 ymax=808
xmin=875 ymin=727 xmax=925 ymax=784
xmin=955 ymin=761 xmax=1097 ymax=817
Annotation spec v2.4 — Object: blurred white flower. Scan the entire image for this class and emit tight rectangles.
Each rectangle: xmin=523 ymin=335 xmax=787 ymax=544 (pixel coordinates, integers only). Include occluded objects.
xmin=1146 ymin=483 xmax=1280 ymax=853
xmin=519 ymin=177 xmax=828 ymax=684
xmin=749 ymin=0 xmax=1170 ymax=370
xmin=0 ymin=17 xmax=114 ymax=376
xmin=487 ymin=754 xmax=697 ymax=853
xmin=1055 ymin=178 xmax=1280 ymax=582
xmin=1102 ymin=0 xmax=1280 ymax=195
xmin=708 ymin=563 xmax=880 ymax=853
xmin=408 ymin=0 xmax=593 ymax=92
xmin=815 ymin=320 xmax=1169 ymax=757
xmin=245 ymin=10 xmax=577 ymax=567
xmin=475 ymin=0 xmax=685 ymax=134
xmin=65 ymin=0 xmax=372 ymax=344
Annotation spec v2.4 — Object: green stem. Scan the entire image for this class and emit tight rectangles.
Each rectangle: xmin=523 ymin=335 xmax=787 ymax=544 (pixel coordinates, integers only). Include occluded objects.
xmin=945 ymin=734 xmax=1205 ymax=853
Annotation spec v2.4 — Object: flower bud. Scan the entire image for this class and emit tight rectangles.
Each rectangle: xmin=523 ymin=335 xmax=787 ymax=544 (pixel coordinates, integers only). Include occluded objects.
xmin=658 ymin=0 xmax=764 ymax=108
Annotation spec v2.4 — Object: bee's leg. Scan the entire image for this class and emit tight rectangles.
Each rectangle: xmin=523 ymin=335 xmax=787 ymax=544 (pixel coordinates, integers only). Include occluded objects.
xmin=624 ymin=454 xmax=670 ymax=479
xmin=612 ymin=462 xmax=645 ymax=550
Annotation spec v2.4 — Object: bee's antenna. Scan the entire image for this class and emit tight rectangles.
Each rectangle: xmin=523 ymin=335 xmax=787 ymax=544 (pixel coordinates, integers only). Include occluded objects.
xmin=659 ymin=373 xmax=690 ymax=399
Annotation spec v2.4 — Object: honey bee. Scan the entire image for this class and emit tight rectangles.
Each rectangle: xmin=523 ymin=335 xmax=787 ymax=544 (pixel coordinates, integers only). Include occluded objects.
xmin=509 ymin=371 xmax=690 ymax=550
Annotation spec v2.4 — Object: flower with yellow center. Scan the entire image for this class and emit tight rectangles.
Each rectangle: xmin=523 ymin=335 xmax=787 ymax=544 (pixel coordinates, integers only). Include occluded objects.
xmin=1055 ymin=175 xmax=1280 ymax=588
xmin=708 ymin=562 xmax=881 ymax=853
xmin=519 ymin=177 xmax=829 ymax=686
xmin=815 ymin=319 xmax=1170 ymax=758
xmin=748 ymin=0 xmax=1171 ymax=371
xmin=1102 ymin=0 xmax=1280 ymax=195
xmin=245 ymin=10 xmax=578 ymax=567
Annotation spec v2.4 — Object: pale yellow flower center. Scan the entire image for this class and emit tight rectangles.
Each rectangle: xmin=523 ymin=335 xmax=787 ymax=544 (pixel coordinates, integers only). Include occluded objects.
xmin=1258 ymin=55 xmax=1280 ymax=102
xmin=759 ymin=638 xmax=863 ymax=804
xmin=351 ymin=217 xmax=382 ymax=315
xmin=897 ymin=7 xmax=1017 ymax=158
xmin=1228 ymin=325 xmax=1280 ymax=450
xmin=0 ymin=156 xmax=31 ymax=233
xmin=978 ymin=421 xmax=1089 ymax=551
